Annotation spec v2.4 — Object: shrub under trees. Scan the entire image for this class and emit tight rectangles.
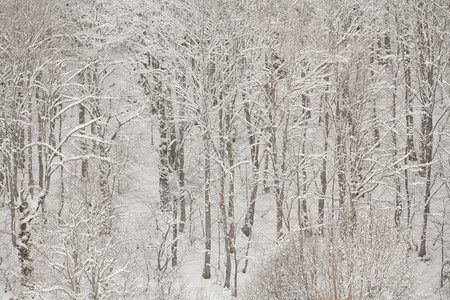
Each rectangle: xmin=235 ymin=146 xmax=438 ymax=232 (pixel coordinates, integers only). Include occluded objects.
xmin=245 ymin=210 xmax=412 ymax=299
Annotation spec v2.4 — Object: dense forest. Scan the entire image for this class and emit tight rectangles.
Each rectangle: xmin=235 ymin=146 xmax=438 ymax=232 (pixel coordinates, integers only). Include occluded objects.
xmin=0 ymin=0 xmax=449 ymax=299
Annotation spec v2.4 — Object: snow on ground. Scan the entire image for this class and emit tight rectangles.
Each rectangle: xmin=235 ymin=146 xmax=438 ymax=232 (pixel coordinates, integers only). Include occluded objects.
xmin=115 ymin=117 xmax=449 ymax=299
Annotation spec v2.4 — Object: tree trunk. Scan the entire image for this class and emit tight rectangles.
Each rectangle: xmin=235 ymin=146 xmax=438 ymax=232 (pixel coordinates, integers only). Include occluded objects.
xmin=403 ymin=45 xmax=417 ymax=162
xmin=418 ymin=112 xmax=433 ymax=258
xmin=300 ymin=93 xmax=310 ymax=229
xmin=336 ymin=98 xmax=346 ymax=210
xmin=242 ymin=99 xmax=259 ymax=237
xmin=18 ymin=197 xmax=33 ymax=288
xmin=242 ymin=98 xmax=259 ymax=273
xmin=262 ymin=150 xmax=270 ymax=194
xmin=218 ymin=107 xmax=230 ymax=287
xmin=172 ymin=196 xmax=178 ymax=267
xmin=155 ymin=60 xmax=171 ymax=211
xmin=270 ymin=119 xmax=284 ymax=240
xmin=158 ymin=101 xmax=170 ymax=211
xmin=27 ymin=94 xmax=34 ymax=199
xmin=318 ymin=101 xmax=329 ymax=229
xmin=178 ymin=103 xmax=186 ymax=233
xmin=202 ymin=130 xmax=212 ymax=279
xmin=226 ymin=107 xmax=236 ymax=287
xmin=37 ymin=112 xmax=45 ymax=190
xmin=392 ymin=89 xmax=402 ymax=227
xmin=79 ymin=71 xmax=89 ymax=179
xmin=57 ymin=103 xmax=65 ymax=220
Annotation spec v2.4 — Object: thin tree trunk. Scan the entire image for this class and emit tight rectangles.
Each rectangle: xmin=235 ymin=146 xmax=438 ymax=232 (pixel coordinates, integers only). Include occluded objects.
xmin=405 ymin=159 xmax=412 ymax=227
xmin=418 ymin=112 xmax=433 ymax=258
xmin=419 ymin=162 xmax=432 ymax=258
xmin=154 ymin=59 xmax=170 ymax=210
xmin=58 ymin=103 xmax=65 ymax=220
xmin=27 ymin=91 xmax=34 ymax=199
xmin=262 ymin=150 xmax=270 ymax=194
xmin=158 ymin=101 xmax=170 ymax=211
xmin=34 ymin=78 xmax=47 ymax=216
xmin=393 ymin=90 xmax=402 ymax=227
xmin=242 ymin=98 xmax=259 ymax=273
xmin=79 ymin=71 xmax=89 ymax=180
xmin=270 ymin=120 xmax=284 ymax=240
xmin=300 ymin=93 xmax=310 ymax=228
xmin=202 ymin=130 xmax=212 ymax=279
xmin=178 ymin=104 xmax=186 ymax=233
xmin=233 ymin=250 xmax=238 ymax=297
xmin=318 ymin=99 xmax=329 ymax=229
xmin=18 ymin=196 xmax=33 ymax=288
xmin=218 ymin=106 xmax=231 ymax=287
xmin=226 ymin=107 xmax=236 ymax=287
xmin=265 ymin=76 xmax=284 ymax=240
xmin=296 ymin=160 xmax=302 ymax=227
xmin=403 ymin=45 xmax=417 ymax=161
xmin=172 ymin=196 xmax=178 ymax=267
xmin=372 ymin=41 xmax=380 ymax=146
xmin=14 ymin=132 xmax=33 ymax=287
xmin=336 ymin=99 xmax=346 ymax=210
xmin=242 ymin=99 xmax=259 ymax=237
xmin=37 ymin=112 xmax=44 ymax=189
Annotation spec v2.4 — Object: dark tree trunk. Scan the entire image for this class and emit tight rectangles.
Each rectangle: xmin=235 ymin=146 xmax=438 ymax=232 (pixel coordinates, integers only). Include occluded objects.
xmin=37 ymin=111 xmax=45 ymax=189
xmin=226 ymin=107 xmax=236 ymax=287
xmin=202 ymin=130 xmax=212 ymax=279
xmin=79 ymin=71 xmax=89 ymax=180
xmin=300 ymin=93 xmax=310 ymax=229
xmin=27 ymin=95 xmax=34 ymax=199
xmin=18 ymin=199 xmax=34 ymax=288
xmin=177 ymin=106 xmax=186 ymax=233
xmin=392 ymin=89 xmax=402 ymax=227
xmin=403 ymin=45 xmax=417 ymax=162
xmin=218 ymin=106 xmax=229 ymax=286
xmin=336 ymin=99 xmax=346 ymax=210
xmin=418 ymin=112 xmax=433 ymax=258
xmin=262 ymin=150 xmax=270 ymax=194
xmin=242 ymin=99 xmax=259 ymax=237
xmin=318 ymin=106 xmax=329 ymax=229
xmin=158 ymin=95 xmax=170 ymax=211
xmin=172 ymin=196 xmax=178 ymax=267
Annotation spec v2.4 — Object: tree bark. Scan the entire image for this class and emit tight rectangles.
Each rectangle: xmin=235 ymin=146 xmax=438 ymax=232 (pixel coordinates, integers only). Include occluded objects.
xmin=418 ymin=111 xmax=433 ymax=258
xmin=318 ymin=87 xmax=329 ymax=229
xmin=402 ymin=43 xmax=417 ymax=162
xmin=300 ymin=93 xmax=310 ymax=229
xmin=79 ymin=71 xmax=89 ymax=180
xmin=27 ymin=88 xmax=34 ymax=199
xmin=202 ymin=130 xmax=212 ymax=279
xmin=172 ymin=196 xmax=178 ymax=267
xmin=226 ymin=106 xmax=236 ymax=287
xmin=242 ymin=99 xmax=259 ymax=237
xmin=177 ymin=99 xmax=186 ymax=233
xmin=218 ymin=106 xmax=230 ymax=287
